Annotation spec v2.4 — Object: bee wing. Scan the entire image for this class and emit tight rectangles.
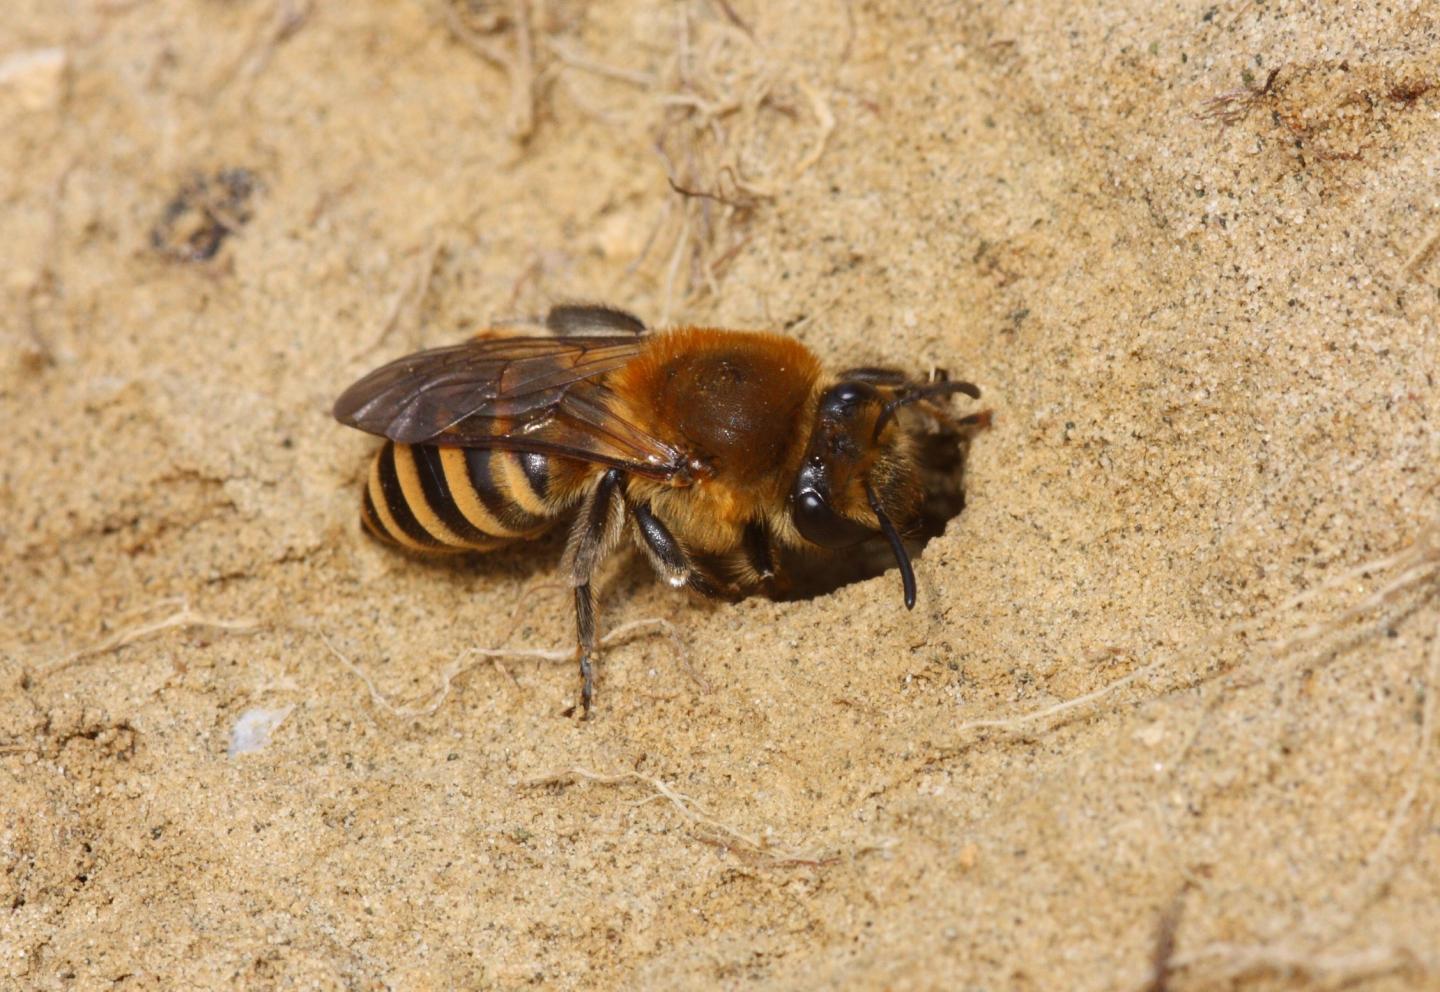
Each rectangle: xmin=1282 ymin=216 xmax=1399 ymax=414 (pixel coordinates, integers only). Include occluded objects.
xmin=333 ymin=335 xmax=688 ymax=477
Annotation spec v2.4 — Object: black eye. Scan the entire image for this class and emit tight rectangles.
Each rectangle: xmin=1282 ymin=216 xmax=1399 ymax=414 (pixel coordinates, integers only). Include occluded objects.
xmin=792 ymin=487 xmax=873 ymax=548
xmin=818 ymin=380 xmax=877 ymax=418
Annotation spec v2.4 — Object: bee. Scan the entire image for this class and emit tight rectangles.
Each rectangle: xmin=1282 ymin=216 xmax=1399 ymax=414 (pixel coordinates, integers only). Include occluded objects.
xmin=333 ymin=305 xmax=984 ymax=718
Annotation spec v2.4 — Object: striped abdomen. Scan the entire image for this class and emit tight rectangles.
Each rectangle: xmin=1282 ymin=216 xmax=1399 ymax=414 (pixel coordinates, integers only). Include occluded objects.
xmin=361 ymin=441 xmax=564 ymax=553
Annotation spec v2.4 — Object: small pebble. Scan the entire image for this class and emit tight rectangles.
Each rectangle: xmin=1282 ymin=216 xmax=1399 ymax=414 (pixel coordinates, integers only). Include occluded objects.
xmin=228 ymin=705 xmax=294 ymax=757
xmin=0 ymin=48 xmax=68 ymax=111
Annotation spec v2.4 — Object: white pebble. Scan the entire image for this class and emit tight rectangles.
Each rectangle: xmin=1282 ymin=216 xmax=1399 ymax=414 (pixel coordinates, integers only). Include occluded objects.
xmin=228 ymin=705 xmax=295 ymax=757
xmin=0 ymin=48 xmax=68 ymax=111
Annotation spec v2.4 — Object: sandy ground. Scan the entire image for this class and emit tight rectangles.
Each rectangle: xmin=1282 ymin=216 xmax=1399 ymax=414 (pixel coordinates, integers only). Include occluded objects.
xmin=3 ymin=1 xmax=1439 ymax=989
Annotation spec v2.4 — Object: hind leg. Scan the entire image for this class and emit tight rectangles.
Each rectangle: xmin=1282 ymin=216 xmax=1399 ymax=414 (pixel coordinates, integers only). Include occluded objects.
xmin=561 ymin=468 xmax=627 ymax=718
xmin=545 ymin=304 xmax=647 ymax=337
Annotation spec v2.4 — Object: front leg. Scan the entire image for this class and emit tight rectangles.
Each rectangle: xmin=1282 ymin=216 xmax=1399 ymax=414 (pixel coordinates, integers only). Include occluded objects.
xmin=741 ymin=520 xmax=777 ymax=595
xmin=562 ymin=468 xmax=627 ymax=718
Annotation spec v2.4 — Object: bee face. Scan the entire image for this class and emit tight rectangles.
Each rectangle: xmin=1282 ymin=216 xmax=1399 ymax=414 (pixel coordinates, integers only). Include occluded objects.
xmin=790 ymin=381 xmax=891 ymax=549
xmin=788 ymin=374 xmax=984 ymax=608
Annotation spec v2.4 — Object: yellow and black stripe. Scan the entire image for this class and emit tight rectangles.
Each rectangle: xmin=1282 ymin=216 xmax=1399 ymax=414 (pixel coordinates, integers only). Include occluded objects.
xmin=361 ymin=441 xmax=557 ymax=552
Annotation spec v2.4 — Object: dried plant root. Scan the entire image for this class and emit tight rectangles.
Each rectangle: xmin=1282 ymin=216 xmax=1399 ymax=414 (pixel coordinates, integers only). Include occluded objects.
xmin=528 ymin=765 xmax=895 ymax=867
xmin=36 ymin=600 xmax=260 ymax=681
xmin=323 ymin=617 xmax=696 ymax=719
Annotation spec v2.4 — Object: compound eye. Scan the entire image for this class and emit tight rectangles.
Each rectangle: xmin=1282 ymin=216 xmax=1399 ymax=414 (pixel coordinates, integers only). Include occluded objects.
xmin=819 ymin=380 xmax=877 ymax=418
xmin=792 ymin=487 xmax=873 ymax=548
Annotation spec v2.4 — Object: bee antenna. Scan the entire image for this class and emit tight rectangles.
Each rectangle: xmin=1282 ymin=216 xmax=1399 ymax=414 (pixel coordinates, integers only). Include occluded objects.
xmin=872 ymin=380 xmax=982 ymax=441
xmin=865 ymin=482 xmax=916 ymax=610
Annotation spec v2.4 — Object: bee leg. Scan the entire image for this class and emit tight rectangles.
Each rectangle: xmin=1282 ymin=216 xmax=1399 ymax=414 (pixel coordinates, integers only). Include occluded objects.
xmin=741 ymin=521 xmax=777 ymax=592
xmin=631 ymin=502 xmax=727 ymax=599
xmin=545 ymin=304 xmax=648 ymax=337
xmin=562 ymin=468 xmax=628 ymax=719
xmin=574 ymin=582 xmax=597 ymax=719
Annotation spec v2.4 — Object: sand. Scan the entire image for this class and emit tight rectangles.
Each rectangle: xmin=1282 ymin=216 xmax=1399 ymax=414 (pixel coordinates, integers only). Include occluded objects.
xmin=3 ymin=1 xmax=1438 ymax=989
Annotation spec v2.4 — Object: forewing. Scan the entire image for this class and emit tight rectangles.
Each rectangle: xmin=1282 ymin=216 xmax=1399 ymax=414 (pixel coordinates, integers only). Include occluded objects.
xmin=334 ymin=335 xmax=685 ymax=477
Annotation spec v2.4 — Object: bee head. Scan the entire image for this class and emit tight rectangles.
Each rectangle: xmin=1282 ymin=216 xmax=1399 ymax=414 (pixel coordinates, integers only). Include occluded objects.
xmin=789 ymin=374 xmax=980 ymax=610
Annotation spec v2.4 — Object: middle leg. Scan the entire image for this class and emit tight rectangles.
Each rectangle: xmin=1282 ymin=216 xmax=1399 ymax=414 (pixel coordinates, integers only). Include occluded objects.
xmin=630 ymin=501 xmax=728 ymax=599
